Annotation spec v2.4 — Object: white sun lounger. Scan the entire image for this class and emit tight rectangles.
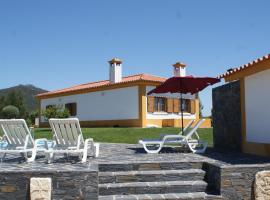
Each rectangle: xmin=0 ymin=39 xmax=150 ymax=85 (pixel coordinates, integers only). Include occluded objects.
xmin=47 ymin=118 xmax=99 ymax=163
xmin=0 ymin=119 xmax=48 ymax=162
xmin=139 ymin=119 xmax=207 ymax=154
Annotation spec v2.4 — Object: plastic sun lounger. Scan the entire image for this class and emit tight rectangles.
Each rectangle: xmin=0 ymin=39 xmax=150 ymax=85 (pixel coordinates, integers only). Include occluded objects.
xmin=139 ymin=119 xmax=207 ymax=154
xmin=47 ymin=118 xmax=99 ymax=163
xmin=0 ymin=119 xmax=48 ymax=162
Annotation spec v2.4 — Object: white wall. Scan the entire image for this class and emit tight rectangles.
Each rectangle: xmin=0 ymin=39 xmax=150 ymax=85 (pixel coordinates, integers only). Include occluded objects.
xmin=146 ymin=86 xmax=196 ymax=120
xmin=245 ymin=68 xmax=270 ymax=143
xmin=40 ymin=86 xmax=139 ymax=122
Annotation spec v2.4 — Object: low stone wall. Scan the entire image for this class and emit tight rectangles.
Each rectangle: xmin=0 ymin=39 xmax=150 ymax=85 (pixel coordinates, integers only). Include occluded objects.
xmin=0 ymin=168 xmax=98 ymax=199
xmin=204 ymin=162 xmax=270 ymax=200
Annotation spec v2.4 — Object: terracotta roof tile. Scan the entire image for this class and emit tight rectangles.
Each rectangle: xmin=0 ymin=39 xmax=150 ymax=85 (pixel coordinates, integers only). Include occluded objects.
xmin=36 ymin=74 xmax=166 ymax=98
xmin=218 ymin=53 xmax=270 ymax=79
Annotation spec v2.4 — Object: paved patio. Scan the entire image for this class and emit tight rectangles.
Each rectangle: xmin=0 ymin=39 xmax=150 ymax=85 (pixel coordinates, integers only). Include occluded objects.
xmin=1 ymin=143 xmax=270 ymax=169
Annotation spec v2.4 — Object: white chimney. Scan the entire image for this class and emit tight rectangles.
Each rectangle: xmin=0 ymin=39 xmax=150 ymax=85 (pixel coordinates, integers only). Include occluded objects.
xmin=172 ymin=62 xmax=186 ymax=77
xmin=109 ymin=58 xmax=122 ymax=83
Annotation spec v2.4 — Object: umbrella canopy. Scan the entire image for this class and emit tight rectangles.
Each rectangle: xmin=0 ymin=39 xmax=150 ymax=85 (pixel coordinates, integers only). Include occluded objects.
xmin=147 ymin=76 xmax=220 ymax=132
xmin=147 ymin=76 xmax=220 ymax=95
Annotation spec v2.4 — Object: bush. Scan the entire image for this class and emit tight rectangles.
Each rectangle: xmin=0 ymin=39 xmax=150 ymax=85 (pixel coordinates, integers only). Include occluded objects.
xmin=25 ymin=118 xmax=32 ymax=127
xmin=2 ymin=105 xmax=20 ymax=119
xmin=42 ymin=105 xmax=70 ymax=120
xmin=28 ymin=110 xmax=39 ymax=125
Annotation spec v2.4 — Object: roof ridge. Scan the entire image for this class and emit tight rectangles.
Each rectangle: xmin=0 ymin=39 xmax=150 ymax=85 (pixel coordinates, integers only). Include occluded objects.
xmin=219 ymin=53 xmax=270 ymax=79
xmin=36 ymin=73 xmax=166 ymax=98
xmin=140 ymin=73 xmax=167 ymax=79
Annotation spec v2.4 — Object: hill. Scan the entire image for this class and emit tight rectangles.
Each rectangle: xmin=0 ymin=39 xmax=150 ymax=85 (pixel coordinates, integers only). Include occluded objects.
xmin=0 ymin=84 xmax=48 ymax=113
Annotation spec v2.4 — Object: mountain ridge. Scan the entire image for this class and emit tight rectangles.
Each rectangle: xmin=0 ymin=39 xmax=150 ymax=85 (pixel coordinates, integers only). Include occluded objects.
xmin=0 ymin=84 xmax=48 ymax=112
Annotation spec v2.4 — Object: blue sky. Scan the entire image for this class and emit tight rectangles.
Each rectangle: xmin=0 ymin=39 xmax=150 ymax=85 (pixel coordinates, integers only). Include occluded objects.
xmin=0 ymin=0 xmax=270 ymax=116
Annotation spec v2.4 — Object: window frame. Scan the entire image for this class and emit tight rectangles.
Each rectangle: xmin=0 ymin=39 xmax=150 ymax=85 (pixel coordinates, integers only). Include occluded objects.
xmin=154 ymin=97 xmax=167 ymax=112
xmin=179 ymin=99 xmax=191 ymax=113
xmin=65 ymin=102 xmax=77 ymax=116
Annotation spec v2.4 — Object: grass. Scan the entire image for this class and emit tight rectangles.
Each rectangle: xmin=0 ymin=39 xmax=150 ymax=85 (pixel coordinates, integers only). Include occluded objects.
xmin=33 ymin=127 xmax=213 ymax=147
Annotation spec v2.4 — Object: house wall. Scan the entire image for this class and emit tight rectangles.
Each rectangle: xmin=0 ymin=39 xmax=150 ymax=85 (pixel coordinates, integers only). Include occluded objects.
xmin=39 ymin=84 xmax=209 ymax=128
xmin=245 ymin=68 xmax=270 ymax=143
xmin=241 ymin=68 xmax=270 ymax=156
xmin=40 ymin=86 xmax=139 ymax=123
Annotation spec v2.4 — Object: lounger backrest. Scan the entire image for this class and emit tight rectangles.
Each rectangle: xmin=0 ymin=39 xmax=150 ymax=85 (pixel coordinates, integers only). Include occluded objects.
xmin=185 ymin=119 xmax=205 ymax=139
xmin=181 ymin=120 xmax=194 ymax=135
xmin=0 ymin=119 xmax=34 ymax=147
xmin=49 ymin=118 xmax=83 ymax=147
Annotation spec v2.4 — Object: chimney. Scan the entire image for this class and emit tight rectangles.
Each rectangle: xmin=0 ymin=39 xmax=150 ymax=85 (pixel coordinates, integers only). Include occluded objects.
xmin=172 ymin=62 xmax=186 ymax=77
xmin=108 ymin=58 xmax=122 ymax=83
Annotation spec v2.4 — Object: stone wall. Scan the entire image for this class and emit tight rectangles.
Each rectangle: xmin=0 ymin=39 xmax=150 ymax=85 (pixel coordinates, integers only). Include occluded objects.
xmin=0 ymin=169 xmax=98 ymax=199
xmin=212 ymin=81 xmax=242 ymax=151
xmin=205 ymin=162 xmax=270 ymax=200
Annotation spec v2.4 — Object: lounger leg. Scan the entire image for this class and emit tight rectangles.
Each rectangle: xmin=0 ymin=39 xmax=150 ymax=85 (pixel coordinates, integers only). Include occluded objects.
xmin=47 ymin=152 xmax=54 ymax=164
xmin=142 ymin=143 xmax=163 ymax=154
xmin=0 ymin=153 xmax=6 ymax=162
xmin=81 ymin=141 xmax=89 ymax=163
xmin=94 ymin=143 xmax=100 ymax=157
xmin=186 ymin=140 xmax=208 ymax=154
xmin=82 ymin=151 xmax=87 ymax=163
xmin=27 ymin=149 xmax=37 ymax=163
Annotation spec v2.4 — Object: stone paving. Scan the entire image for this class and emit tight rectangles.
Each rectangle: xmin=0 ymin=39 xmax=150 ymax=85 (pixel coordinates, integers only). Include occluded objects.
xmin=1 ymin=143 xmax=270 ymax=169
xmin=94 ymin=143 xmax=270 ymax=166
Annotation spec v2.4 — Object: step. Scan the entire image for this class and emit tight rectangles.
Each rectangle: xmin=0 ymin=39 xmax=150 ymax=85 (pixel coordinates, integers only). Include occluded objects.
xmin=99 ymin=192 xmax=223 ymax=200
xmin=99 ymin=180 xmax=207 ymax=196
xmin=99 ymin=162 xmax=203 ymax=172
xmin=99 ymin=169 xmax=205 ymax=183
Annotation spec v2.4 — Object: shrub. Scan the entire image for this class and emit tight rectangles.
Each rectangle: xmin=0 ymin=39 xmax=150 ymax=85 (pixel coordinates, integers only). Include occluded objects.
xmin=2 ymin=105 xmax=20 ymax=119
xmin=28 ymin=110 xmax=39 ymax=125
xmin=42 ymin=105 xmax=70 ymax=120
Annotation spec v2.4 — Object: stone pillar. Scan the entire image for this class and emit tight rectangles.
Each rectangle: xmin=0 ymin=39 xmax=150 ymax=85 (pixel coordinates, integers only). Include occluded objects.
xmin=30 ymin=178 xmax=51 ymax=200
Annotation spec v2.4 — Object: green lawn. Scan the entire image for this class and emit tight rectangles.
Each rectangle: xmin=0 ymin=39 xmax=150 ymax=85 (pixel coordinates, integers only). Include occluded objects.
xmin=33 ymin=127 xmax=213 ymax=147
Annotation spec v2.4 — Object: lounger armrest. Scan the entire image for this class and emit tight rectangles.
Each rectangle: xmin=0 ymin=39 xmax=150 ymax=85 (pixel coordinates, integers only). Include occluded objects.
xmin=163 ymin=135 xmax=185 ymax=141
xmin=84 ymin=138 xmax=99 ymax=157
xmin=84 ymin=138 xmax=94 ymax=146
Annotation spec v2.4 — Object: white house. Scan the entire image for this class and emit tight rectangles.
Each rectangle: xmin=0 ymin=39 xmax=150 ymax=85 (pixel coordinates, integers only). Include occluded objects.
xmin=36 ymin=58 xmax=211 ymax=128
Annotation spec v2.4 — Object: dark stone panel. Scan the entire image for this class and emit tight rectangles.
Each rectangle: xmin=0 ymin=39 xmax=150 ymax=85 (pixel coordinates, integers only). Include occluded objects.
xmin=205 ymin=161 xmax=270 ymax=200
xmin=0 ymin=171 xmax=98 ymax=200
xmin=212 ymin=81 xmax=242 ymax=152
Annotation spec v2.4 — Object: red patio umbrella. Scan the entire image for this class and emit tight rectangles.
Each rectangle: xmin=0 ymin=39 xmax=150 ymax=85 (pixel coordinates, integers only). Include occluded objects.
xmin=147 ymin=76 xmax=220 ymax=132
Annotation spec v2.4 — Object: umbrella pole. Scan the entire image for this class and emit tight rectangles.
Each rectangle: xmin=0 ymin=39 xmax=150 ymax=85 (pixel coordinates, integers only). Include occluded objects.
xmin=180 ymin=92 xmax=184 ymax=133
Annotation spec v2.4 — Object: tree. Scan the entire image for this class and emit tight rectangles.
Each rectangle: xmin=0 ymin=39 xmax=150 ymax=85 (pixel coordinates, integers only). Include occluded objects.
xmin=2 ymin=105 xmax=20 ymax=119
xmin=5 ymin=91 xmax=26 ymax=118
xmin=28 ymin=110 xmax=39 ymax=125
xmin=0 ymin=96 xmax=5 ymax=118
xmin=42 ymin=105 xmax=70 ymax=120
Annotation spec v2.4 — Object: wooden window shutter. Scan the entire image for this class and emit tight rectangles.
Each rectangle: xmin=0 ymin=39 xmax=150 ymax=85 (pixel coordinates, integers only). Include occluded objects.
xmin=167 ymin=98 xmax=173 ymax=113
xmin=173 ymin=99 xmax=180 ymax=113
xmin=147 ymin=96 xmax=155 ymax=112
xmin=190 ymin=100 xmax=196 ymax=114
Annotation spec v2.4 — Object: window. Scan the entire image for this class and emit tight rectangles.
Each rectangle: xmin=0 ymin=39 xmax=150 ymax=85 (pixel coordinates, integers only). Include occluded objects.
xmin=179 ymin=99 xmax=190 ymax=112
xmin=65 ymin=103 xmax=77 ymax=116
xmin=154 ymin=97 xmax=167 ymax=112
